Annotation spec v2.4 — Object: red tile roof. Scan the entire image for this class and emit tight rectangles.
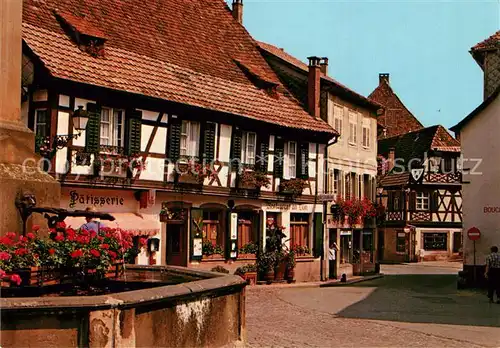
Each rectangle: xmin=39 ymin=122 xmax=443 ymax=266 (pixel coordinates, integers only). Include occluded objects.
xmin=257 ymin=41 xmax=383 ymax=111
xmin=369 ymin=78 xmax=424 ymax=139
xmin=471 ymin=31 xmax=500 ymax=51
xmin=22 ymin=0 xmax=336 ymax=135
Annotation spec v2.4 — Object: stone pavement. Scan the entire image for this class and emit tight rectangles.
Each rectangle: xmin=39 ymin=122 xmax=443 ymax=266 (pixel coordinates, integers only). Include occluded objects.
xmin=244 ymin=262 xmax=500 ymax=347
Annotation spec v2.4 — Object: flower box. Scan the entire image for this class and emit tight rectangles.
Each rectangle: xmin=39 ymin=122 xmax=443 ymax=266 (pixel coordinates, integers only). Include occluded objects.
xmin=241 ymin=272 xmax=257 ymax=286
xmin=202 ymin=254 xmax=225 ymax=260
xmin=279 ymin=179 xmax=307 ymax=196
xmin=237 ymin=253 xmax=256 ymax=259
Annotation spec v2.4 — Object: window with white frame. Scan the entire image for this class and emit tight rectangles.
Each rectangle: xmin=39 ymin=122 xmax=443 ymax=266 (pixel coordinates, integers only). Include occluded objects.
xmin=241 ymin=131 xmax=257 ymax=165
xmin=100 ymin=108 xmax=125 ymax=147
xmin=180 ymin=120 xmax=200 ymax=157
xmin=416 ymin=192 xmax=430 ymax=211
xmin=34 ymin=109 xmax=49 ymax=137
xmin=362 ymin=125 xmax=370 ymax=148
xmin=348 ymin=112 xmax=357 ymax=145
xmin=333 ymin=169 xmax=340 ymax=195
xmin=333 ymin=105 xmax=343 ymax=141
xmin=285 ymin=141 xmax=297 ymax=178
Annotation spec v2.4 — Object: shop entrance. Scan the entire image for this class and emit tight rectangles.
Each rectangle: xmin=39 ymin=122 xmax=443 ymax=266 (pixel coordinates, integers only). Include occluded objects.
xmin=166 ymin=224 xmax=187 ymax=267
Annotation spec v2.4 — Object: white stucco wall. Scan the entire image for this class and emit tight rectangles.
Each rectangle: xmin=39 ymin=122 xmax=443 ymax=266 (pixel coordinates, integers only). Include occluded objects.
xmin=461 ymin=94 xmax=500 ymax=265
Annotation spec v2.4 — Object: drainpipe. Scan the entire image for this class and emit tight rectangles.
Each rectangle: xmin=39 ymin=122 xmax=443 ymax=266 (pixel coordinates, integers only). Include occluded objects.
xmin=318 ymin=135 xmax=339 ymax=281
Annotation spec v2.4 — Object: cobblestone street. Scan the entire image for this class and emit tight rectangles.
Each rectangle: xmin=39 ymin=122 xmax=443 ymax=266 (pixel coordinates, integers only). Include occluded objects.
xmin=245 ymin=263 xmax=500 ymax=347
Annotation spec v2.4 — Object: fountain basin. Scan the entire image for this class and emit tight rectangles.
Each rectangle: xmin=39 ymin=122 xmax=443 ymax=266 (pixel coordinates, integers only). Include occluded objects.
xmin=0 ymin=265 xmax=247 ymax=347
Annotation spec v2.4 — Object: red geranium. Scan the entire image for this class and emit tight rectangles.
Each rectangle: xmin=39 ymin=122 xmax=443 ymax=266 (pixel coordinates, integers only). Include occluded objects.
xmin=48 ymin=248 xmax=56 ymax=255
xmin=32 ymin=225 xmax=40 ymax=232
xmin=0 ymin=251 xmax=11 ymax=260
xmin=139 ymin=238 xmax=147 ymax=246
xmin=54 ymin=235 xmax=65 ymax=242
xmin=10 ymin=274 xmax=22 ymax=286
xmin=26 ymin=233 xmax=36 ymax=240
xmin=100 ymin=244 xmax=110 ymax=250
xmin=15 ymin=248 xmax=29 ymax=256
xmin=108 ymin=251 xmax=117 ymax=260
xmin=70 ymin=250 xmax=84 ymax=258
xmin=90 ymin=249 xmax=101 ymax=258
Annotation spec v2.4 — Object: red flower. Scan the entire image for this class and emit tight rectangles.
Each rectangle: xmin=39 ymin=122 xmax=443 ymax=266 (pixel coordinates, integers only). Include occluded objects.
xmin=0 ymin=236 xmax=14 ymax=246
xmin=90 ymin=249 xmax=100 ymax=258
xmin=70 ymin=250 xmax=83 ymax=258
xmin=48 ymin=248 xmax=56 ymax=255
xmin=26 ymin=233 xmax=36 ymax=240
xmin=6 ymin=232 xmax=16 ymax=239
xmin=0 ymin=269 xmax=6 ymax=279
xmin=10 ymin=274 xmax=22 ymax=286
xmin=108 ymin=251 xmax=117 ymax=260
xmin=100 ymin=244 xmax=110 ymax=250
xmin=18 ymin=236 xmax=27 ymax=243
xmin=0 ymin=251 xmax=11 ymax=260
xmin=56 ymin=221 xmax=66 ymax=229
xmin=15 ymin=248 xmax=28 ymax=256
xmin=139 ymin=238 xmax=147 ymax=246
xmin=97 ymin=236 xmax=104 ymax=242
xmin=55 ymin=235 xmax=65 ymax=242
xmin=32 ymin=225 xmax=40 ymax=232
xmin=49 ymin=228 xmax=56 ymax=234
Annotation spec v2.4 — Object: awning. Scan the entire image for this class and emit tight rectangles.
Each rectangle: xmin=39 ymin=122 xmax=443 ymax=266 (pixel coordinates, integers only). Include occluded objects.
xmin=64 ymin=213 xmax=160 ymax=236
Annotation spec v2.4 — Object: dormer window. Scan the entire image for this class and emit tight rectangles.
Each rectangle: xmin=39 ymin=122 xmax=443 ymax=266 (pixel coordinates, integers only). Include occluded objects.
xmin=54 ymin=10 xmax=107 ymax=57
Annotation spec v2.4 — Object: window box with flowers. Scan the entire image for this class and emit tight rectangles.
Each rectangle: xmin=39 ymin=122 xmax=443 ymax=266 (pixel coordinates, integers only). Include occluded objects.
xmin=236 ymin=170 xmax=271 ymax=191
xmin=202 ymin=240 xmax=224 ymax=260
xmin=291 ymin=244 xmax=311 ymax=257
xmin=92 ymin=151 xmax=145 ymax=178
xmin=235 ymin=264 xmax=257 ymax=285
xmin=279 ymin=178 xmax=308 ymax=196
xmin=334 ymin=197 xmax=377 ymax=226
xmin=174 ymin=162 xmax=217 ymax=186
xmin=238 ymin=241 xmax=258 ymax=259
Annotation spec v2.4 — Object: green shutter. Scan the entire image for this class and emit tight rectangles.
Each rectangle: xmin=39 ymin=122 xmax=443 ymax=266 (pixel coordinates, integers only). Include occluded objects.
xmin=297 ymin=142 xmax=309 ymax=179
xmin=313 ymin=213 xmax=323 ymax=258
xmin=85 ymin=103 xmax=101 ymax=154
xmin=230 ymin=127 xmax=242 ymax=170
xmin=202 ymin=122 xmax=216 ymax=162
xmin=168 ymin=118 xmax=181 ymax=162
xmin=273 ymin=137 xmax=284 ymax=178
xmin=256 ymin=137 xmax=269 ymax=172
xmin=126 ymin=109 xmax=142 ymax=156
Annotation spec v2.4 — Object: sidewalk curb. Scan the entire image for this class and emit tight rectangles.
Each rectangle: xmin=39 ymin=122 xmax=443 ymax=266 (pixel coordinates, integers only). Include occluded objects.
xmin=246 ymin=274 xmax=384 ymax=290
xmin=319 ymin=274 xmax=384 ymax=287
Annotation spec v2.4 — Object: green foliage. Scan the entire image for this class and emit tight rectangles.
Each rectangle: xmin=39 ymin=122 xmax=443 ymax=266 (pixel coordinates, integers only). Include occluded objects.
xmin=211 ymin=266 xmax=229 ymax=274
xmin=235 ymin=264 xmax=257 ymax=275
xmin=202 ymin=240 xmax=224 ymax=256
xmin=239 ymin=242 xmax=258 ymax=255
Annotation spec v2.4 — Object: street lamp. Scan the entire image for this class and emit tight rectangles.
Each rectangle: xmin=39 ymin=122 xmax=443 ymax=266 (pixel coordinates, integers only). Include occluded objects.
xmin=36 ymin=106 xmax=89 ymax=159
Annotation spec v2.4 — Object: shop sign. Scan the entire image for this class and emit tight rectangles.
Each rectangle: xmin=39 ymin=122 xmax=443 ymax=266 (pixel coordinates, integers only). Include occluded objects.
xmin=193 ymin=238 xmax=203 ymax=257
xmin=340 ymin=230 xmax=352 ymax=236
xmin=230 ymin=213 xmax=238 ymax=240
xmin=264 ymin=202 xmax=309 ymax=212
xmin=69 ymin=190 xmax=124 ymax=208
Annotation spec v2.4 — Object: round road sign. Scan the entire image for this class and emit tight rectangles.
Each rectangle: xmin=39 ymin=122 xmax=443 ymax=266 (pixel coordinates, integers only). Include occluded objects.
xmin=467 ymin=227 xmax=481 ymax=241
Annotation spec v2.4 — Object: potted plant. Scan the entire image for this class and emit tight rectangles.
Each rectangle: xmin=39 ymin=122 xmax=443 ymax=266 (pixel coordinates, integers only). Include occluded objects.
xmin=279 ymin=178 xmax=307 ymax=196
xmin=202 ymin=240 xmax=224 ymax=259
xmin=238 ymin=242 xmax=258 ymax=258
xmin=285 ymin=251 xmax=296 ymax=283
xmin=235 ymin=264 xmax=257 ymax=285
xmin=211 ymin=266 xmax=229 ymax=274
xmin=257 ymin=251 xmax=276 ymax=283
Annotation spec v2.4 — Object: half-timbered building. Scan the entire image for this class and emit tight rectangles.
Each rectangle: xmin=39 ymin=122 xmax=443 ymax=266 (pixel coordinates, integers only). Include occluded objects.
xmin=258 ymin=42 xmax=384 ymax=278
xmin=377 ymin=126 xmax=463 ymax=262
xmin=20 ymin=0 xmax=338 ymax=281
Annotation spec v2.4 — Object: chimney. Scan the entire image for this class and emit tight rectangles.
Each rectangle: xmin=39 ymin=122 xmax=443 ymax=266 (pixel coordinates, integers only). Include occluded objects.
xmin=232 ymin=0 xmax=243 ymax=24
xmin=320 ymin=57 xmax=328 ymax=75
xmin=388 ymin=147 xmax=396 ymax=172
xmin=379 ymin=73 xmax=390 ymax=85
xmin=307 ymin=56 xmax=322 ymax=118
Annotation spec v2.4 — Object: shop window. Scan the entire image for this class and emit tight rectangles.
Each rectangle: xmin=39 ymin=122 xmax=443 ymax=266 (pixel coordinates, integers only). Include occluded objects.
xmin=396 ymin=232 xmax=406 ymax=253
xmin=203 ymin=211 xmax=224 ymax=248
xmin=452 ymin=232 xmax=462 ymax=253
xmin=180 ymin=120 xmax=200 ymax=157
xmin=416 ymin=192 xmax=430 ymax=211
xmin=34 ymin=109 xmax=50 ymax=137
xmin=423 ymin=233 xmax=447 ymax=251
xmin=339 ymin=231 xmax=352 ymax=264
xmin=290 ymin=213 xmax=310 ymax=251
xmin=100 ymin=108 xmax=124 ymax=148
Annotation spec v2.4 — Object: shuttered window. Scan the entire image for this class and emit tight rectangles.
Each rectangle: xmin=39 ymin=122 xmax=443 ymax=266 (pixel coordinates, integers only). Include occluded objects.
xmin=180 ymin=120 xmax=200 ymax=158
xmin=100 ymin=108 xmax=125 ymax=147
xmin=362 ymin=126 xmax=370 ymax=148
xmin=85 ymin=102 xmax=101 ymax=154
xmin=230 ymin=127 xmax=242 ymax=170
xmin=297 ymin=142 xmax=309 ymax=179
xmin=34 ymin=109 xmax=49 ymax=137
xmin=333 ymin=104 xmax=343 ymax=142
xmin=168 ymin=117 xmax=181 ymax=162
xmin=241 ymin=131 xmax=256 ymax=165
xmin=273 ymin=137 xmax=284 ymax=178
xmin=256 ymin=138 xmax=269 ymax=171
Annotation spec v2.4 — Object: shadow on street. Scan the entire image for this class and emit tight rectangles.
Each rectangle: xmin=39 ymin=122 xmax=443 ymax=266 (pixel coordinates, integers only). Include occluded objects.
xmin=336 ymin=275 xmax=500 ymax=328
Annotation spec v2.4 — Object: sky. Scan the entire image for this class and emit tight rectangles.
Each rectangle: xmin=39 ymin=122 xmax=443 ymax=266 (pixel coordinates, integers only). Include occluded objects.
xmin=227 ymin=0 xmax=500 ymax=129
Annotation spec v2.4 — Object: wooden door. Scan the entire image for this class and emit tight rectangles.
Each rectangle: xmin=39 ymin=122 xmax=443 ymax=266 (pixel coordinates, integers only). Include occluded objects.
xmin=238 ymin=220 xmax=252 ymax=249
xmin=166 ymin=224 xmax=187 ymax=266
